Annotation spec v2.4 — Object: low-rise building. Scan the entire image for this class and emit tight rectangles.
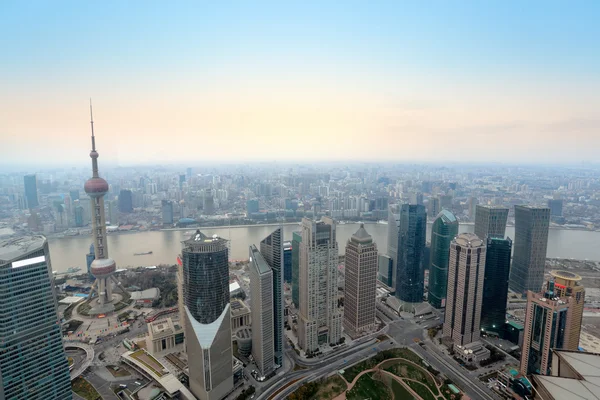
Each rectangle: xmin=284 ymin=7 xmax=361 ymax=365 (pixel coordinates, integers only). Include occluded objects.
xmin=145 ymin=318 xmax=185 ymax=357
xmin=231 ymin=299 xmax=251 ymax=330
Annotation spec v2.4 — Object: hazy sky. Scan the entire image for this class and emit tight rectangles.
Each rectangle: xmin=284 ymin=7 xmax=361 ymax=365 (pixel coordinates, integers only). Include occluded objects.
xmin=1 ymin=1 xmax=599 ymax=166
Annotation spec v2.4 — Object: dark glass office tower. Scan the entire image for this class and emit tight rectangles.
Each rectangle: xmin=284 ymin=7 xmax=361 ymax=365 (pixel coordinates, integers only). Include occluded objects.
xmin=395 ymin=204 xmax=427 ymax=306
xmin=291 ymin=231 xmax=301 ymax=307
xmin=118 ymin=189 xmax=133 ymax=213
xmin=283 ymin=242 xmax=292 ymax=283
xmin=181 ymin=230 xmax=232 ymax=400
xmin=428 ymin=210 xmax=458 ymax=308
xmin=0 ymin=236 xmax=72 ymax=400
xmin=260 ymin=228 xmax=284 ymax=367
xmin=24 ymin=174 xmax=39 ymax=209
xmin=474 ymin=205 xmax=508 ymax=240
xmin=509 ymin=206 xmax=550 ymax=295
xmin=481 ymin=237 xmax=512 ymax=335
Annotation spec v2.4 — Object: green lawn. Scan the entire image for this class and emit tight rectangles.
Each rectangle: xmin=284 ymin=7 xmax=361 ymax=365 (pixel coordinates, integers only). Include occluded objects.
xmin=382 ymin=359 xmax=440 ymax=395
xmin=313 ymin=375 xmax=347 ymax=400
xmin=343 ymin=347 xmax=423 ymax=382
xmin=405 ymin=380 xmax=436 ymax=400
xmin=72 ymin=377 xmax=101 ymax=400
xmin=346 ymin=372 xmax=392 ymax=400
xmin=391 ymin=379 xmax=416 ymax=400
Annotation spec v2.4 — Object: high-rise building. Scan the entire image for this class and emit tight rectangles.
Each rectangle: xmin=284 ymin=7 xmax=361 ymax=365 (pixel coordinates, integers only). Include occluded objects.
xmin=377 ymin=254 xmax=393 ymax=288
xmin=428 ymin=197 xmax=440 ymax=219
xmin=468 ymin=196 xmax=478 ymax=221
xmin=283 ymin=241 xmax=292 ymax=283
xmin=107 ymin=200 xmax=118 ymax=226
xmin=249 ymin=245 xmax=274 ymax=376
xmin=343 ymin=224 xmax=378 ymax=338
xmin=69 ymin=189 xmax=80 ymax=202
xmin=291 ymin=231 xmax=301 ymax=307
xmin=474 ymin=205 xmax=509 ymax=240
xmin=387 ymin=204 xmax=400 ymax=289
xmin=86 ymin=243 xmax=95 ymax=280
xmin=246 ymin=199 xmax=259 ymax=215
xmin=84 ymin=106 xmax=127 ymax=315
xmin=74 ymin=204 xmax=84 ymax=227
xmin=519 ymin=275 xmax=581 ymax=376
xmin=443 ymin=233 xmax=486 ymax=346
xmin=259 ymin=228 xmax=284 ymax=367
xmin=118 ymin=189 xmax=133 ymax=213
xmin=161 ymin=200 xmax=174 ymax=225
xmin=509 ymin=206 xmax=550 ymax=295
xmin=548 ymin=270 xmax=585 ymax=350
xmin=547 ymin=199 xmax=563 ymax=217
xmin=298 ymin=218 xmax=342 ymax=352
xmin=428 ymin=210 xmax=459 ymax=308
xmin=481 ymin=237 xmax=512 ymax=335
xmin=395 ymin=204 xmax=427 ymax=308
xmin=181 ymin=230 xmax=233 ymax=400
xmin=409 ymin=192 xmax=424 ymax=205
xmin=0 ymin=236 xmax=72 ymax=399
xmin=24 ymin=174 xmax=39 ymax=209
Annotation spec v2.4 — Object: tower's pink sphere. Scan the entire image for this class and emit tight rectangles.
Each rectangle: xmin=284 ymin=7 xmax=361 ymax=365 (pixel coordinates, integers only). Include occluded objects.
xmin=84 ymin=177 xmax=109 ymax=197
xmin=91 ymin=258 xmax=116 ymax=277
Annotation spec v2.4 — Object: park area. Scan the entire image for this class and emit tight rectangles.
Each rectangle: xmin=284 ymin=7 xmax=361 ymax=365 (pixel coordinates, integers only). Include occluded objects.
xmin=72 ymin=377 xmax=101 ymax=400
xmin=290 ymin=347 xmax=463 ymax=400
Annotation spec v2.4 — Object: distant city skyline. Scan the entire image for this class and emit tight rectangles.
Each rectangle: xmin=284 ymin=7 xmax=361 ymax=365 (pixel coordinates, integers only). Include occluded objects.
xmin=1 ymin=2 xmax=599 ymax=165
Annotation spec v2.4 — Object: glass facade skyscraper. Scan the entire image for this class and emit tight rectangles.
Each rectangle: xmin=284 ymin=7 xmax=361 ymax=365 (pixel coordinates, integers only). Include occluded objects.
xmin=395 ymin=204 xmax=427 ymax=306
xmin=509 ymin=206 xmax=550 ymax=295
xmin=481 ymin=237 xmax=512 ymax=335
xmin=283 ymin=241 xmax=292 ymax=283
xmin=291 ymin=231 xmax=301 ymax=307
xmin=260 ymin=228 xmax=284 ymax=367
xmin=181 ymin=230 xmax=233 ymax=400
xmin=0 ymin=236 xmax=72 ymax=400
xmin=474 ymin=205 xmax=508 ymax=240
xmin=23 ymin=174 xmax=39 ymax=209
xmin=428 ymin=210 xmax=458 ymax=308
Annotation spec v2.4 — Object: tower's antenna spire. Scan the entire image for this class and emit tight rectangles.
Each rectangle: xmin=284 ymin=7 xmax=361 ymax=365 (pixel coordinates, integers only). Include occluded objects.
xmin=90 ymin=99 xmax=96 ymax=151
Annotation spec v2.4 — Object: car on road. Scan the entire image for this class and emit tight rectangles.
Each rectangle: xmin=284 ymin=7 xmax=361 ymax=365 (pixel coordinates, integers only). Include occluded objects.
xmin=119 ymin=384 xmax=127 ymax=389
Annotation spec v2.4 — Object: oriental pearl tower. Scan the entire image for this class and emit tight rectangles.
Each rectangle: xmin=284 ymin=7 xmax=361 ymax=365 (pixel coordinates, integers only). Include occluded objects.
xmin=84 ymin=102 xmax=127 ymax=315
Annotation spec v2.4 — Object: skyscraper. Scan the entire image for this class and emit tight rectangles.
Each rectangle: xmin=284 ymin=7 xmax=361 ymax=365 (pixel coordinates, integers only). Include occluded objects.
xmin=118 ymin=189 xmax=133 ymax=213
xmin=24 ymin=173 xmax=39 ymax=209
xmin=249 ymin=245 xmax=274 ymax=377
xmin=343 ymin=224 xmax=378 ymax=338
xmin=509 ymin=206 xmax=550 ymax=295
xmin=182 ymin=230 xmax=233 ymax=400
xmin=395 ymin=204 xmax=427 ymax=308
xmin=519 ymin=275 xmax=581 ymax=376
xmin=260 ymin=228 xmax=284 ymax=367
xmin=474 ymin=205 xmax=509 ymax=240
xmin=0 ymin=236 xmax=72 ymax=399
xmin=298 ymin=217 xmax=342 ymax=352
xmin=86 ymin=243 xmax=95 ymax=280
xmin=481 ymin=237 xmax=512 ymax=335
xmin=283 ymin=241 xmax=292 ymax=283
xmin=161 ymin=200 xmax=174 ymax=225
xmin=428 ymin=210 xmax=459 ymax=308
xmin=377 ymin=254 xmax=393 ymax=288
xmin=547 ymin=199 xmax=563 ymax=217
xmin=291 ymin=231 xmax=301 ymax=307
xmin=428 ymin=197 xmax=440 ymax=219
xmin=246 ymin=199 xmax=259 ymax=215
xmin=443 ymin=233 xmax=486 ymax=346
xmin=387 ymin=204 xmax=400 ymax=289
xmin=84 ymin=105 xmax=126 ymax=315
xmin=549 ymin=270 xmax=585 ymax=350
xmin=468 ymin=196 xmax=478 ymax=221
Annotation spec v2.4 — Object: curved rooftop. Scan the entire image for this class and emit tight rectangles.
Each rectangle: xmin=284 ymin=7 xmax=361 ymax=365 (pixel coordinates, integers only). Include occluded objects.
xmin=436 ymin=209 xmax=458 ymax=224
xmin=550 ymin=270 xmax=582 ymax=281
xmin=453 ymin=233 xmax=485 ymax=248
xmin=351 ymin=223 xmax=373 ymax=244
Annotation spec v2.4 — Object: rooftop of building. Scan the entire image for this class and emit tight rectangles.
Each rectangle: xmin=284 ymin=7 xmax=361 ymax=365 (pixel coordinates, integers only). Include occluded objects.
xmin=249 ymin=245 xmax=271 ymax=274
xmin=531 ymin=350 xmax=600 ymax=399
xmin=236 ymin=327 xmax=252 ymax=339
xmin=131 ymin=288 xmax=160 ymax=301
xmin=515 ymin=204 xmax=551 ymax=210
xmin=476 ymin=204 xmax=509 ymax=210
xmin=550 ymin=270 xmax=582 ymax=281
xmin=230 ymin=299 xmax=250 ymax=317
xmin=148 ymin=317 xmax=183 ymax=337
xmin=350 ymin=223 xmax=373 ymax=244
xmin=283 ymin=241 xmax=292 ymax=251
xmin=436 ymin=209 xmax=458 ymax=223
xmin=0 ymin=235 xmax=46 ymax=264
xmin=182 ymin=229 xmax=228 ymax=251
xmin=454 ymin=233 xmax=485 ymax=248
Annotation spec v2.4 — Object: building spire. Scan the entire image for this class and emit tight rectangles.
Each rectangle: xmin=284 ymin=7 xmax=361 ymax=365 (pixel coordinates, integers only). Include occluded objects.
xmin=89 ymin=99 xmax=100 ymax=178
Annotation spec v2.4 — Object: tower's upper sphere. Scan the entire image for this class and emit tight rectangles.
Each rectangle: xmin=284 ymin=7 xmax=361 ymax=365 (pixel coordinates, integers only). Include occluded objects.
xmin=91 ymin=257 xmax=117 ymax=277
xmin=90 ymin=150 xmax=99 ymax=159
xmin=84 ymin=177 xmax=109 ymax=197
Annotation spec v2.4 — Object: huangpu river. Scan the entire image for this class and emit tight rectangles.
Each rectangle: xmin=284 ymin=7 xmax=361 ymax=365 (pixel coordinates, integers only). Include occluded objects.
xmin=47 ymin=223 xmax=600 ymax=273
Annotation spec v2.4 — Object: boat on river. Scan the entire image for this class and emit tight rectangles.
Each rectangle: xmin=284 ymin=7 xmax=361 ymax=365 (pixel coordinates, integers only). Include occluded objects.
xmin=134 ymin=251 xmax=153 ymax=256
